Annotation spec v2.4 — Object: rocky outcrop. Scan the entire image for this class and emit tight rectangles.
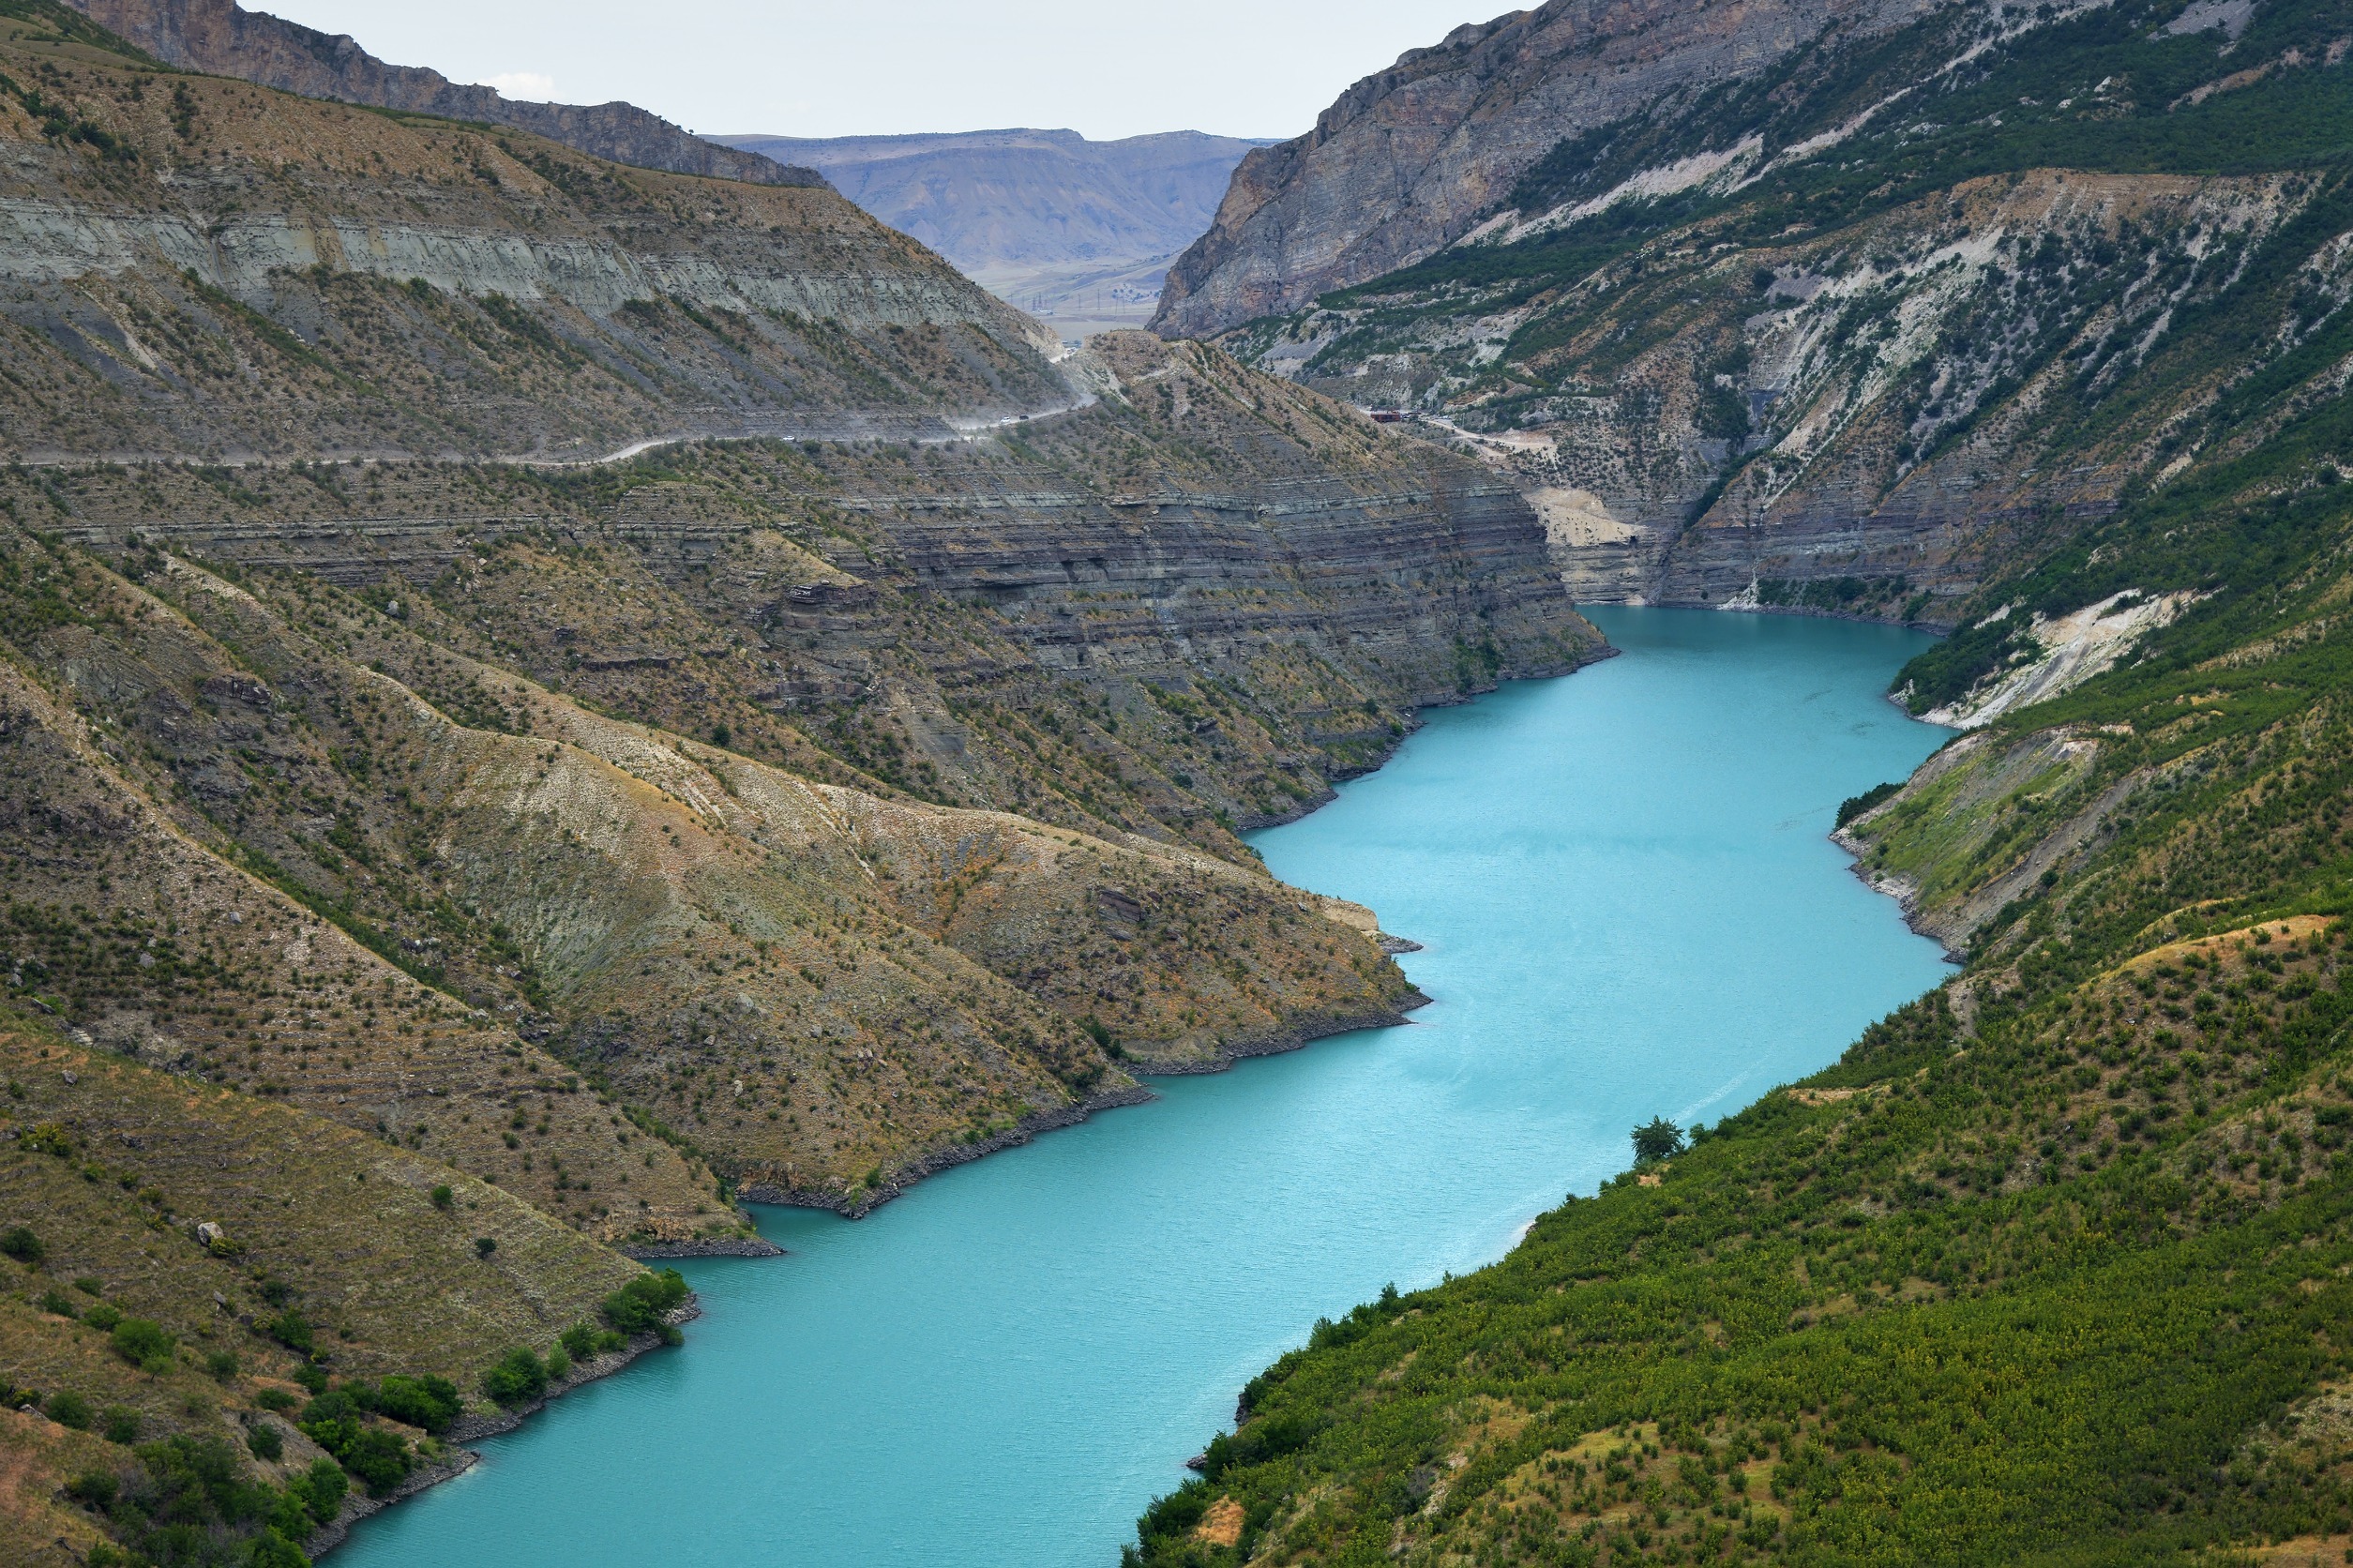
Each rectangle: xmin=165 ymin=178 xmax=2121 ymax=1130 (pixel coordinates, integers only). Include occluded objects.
xmin=1152 ymin=0 xmax=1938 ymax=338
xmin=62 ymin=0 xmax=825 ymax=187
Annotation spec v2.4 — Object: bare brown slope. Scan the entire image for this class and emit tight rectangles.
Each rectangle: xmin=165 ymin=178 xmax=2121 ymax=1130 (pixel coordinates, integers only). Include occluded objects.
xmin=0 ymin=624 xmax=733 ymax=1244
xmin=2 ymin=526 xmax=1423 ymax=1213
xmin=62 ymin=0 xmax=824 ymax=187
xmin=1152 ymin=0 xmax=1941 ymax=338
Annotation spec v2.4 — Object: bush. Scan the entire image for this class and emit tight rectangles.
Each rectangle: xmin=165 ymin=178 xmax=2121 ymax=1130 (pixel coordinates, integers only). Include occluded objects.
xmin=246 ymin=1421 xmax=283 ymax=1462
xmin=102 ymin=1406 xmax=142 ymax=1444
xmin=292 ymin=1364 xmax=328 ymax=1395
xmin=38 ymin=1288 xmax=76 ymax=1319
xmin=284 ymin=1455 xmax=346 ymax=1527
xmin=1632 ymin=1117 xmax=1685 ymax=1165
xmin=482 ymin=1348 xmax=548 ymax=1407
xmin=82 ymin=1303 xmax=122 ymax=1332
xmin=373 ymin=1373 xmax=460 ymax=1434
xmin=0 ymin=1225 xmax=41 ymax=1263
xmin=474 ymin=1236 xmax=497 ymax=1259
xmin=299 ymin=1391 xmax=413 ymax=1495
xmin=430 ymin=1184 xmax=453 ymax=1210
xmin=264 ymin=1311 xmax=313 ymax=1354
xmin=46 ymin=1391 xmax=92 ymax=1428
xmin=558 ymin=1321 xmax=626 ymax=1362
xmin=207 ymin=1349 xmax=239 ymax=1381
xmin=599 ymin=1269 xmax=689 ymax=1334
xmin=254 ymin=1387 xmax=298 ymax=1413
xmin=1836 ymin=781 xmax=1903 ymax=828
xmin=111 ymin=1318 xmax=175 ymax=1374
xmin=65 ymin=1469 xmax=116 ymax=1510
xmin=339 ymin=1425 xmax=414 ymax=1496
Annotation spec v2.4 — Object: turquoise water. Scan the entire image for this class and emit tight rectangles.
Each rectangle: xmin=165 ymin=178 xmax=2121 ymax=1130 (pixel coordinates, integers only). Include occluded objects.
xmin=337 ymin=609 xmax=1952 ymax=1568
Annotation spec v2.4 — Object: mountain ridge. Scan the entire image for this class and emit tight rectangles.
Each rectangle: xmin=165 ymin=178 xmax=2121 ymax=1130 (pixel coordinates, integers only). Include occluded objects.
xmin=57 ymin=0 xmax=827 ymax=188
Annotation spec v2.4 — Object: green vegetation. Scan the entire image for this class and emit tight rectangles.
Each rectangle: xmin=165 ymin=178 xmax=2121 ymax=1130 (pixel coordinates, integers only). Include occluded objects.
xmin=1124 ymin=7 xmax=2353 ymax=1560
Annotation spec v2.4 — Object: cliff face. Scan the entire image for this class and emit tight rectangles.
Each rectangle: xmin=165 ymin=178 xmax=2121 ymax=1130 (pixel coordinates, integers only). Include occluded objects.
xmin=1151 ymin=0 xmax=1938 ymax=339
xmin=61 ymin=0 xmax=825 ymax=186
xmin=1201 ymin=0 xmax=2351 ymax=626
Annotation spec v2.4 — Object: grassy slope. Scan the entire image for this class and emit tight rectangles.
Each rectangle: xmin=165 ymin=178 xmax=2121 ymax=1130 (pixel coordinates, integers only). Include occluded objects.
xmin=1126 ymin=476 xmax=2353 ymax=1566
xmin=0 ymin=1010 xmax=655 ymax=1568
xmin=1122 ymin=5 xmax=2353 ymax=1558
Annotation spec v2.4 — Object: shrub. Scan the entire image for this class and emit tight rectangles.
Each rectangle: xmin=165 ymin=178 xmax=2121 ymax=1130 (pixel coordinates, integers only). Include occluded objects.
xmin=599 ymin=1269 xmax=688 ymax=1334
xmin=246 ymin=1421 xmax=283 ymax=1462
xmin=111 ymin=1318 xmax=175 ymax=1374
xmin=339 ymin=1425 xmax=414 ymax=1495
xmin=474 ymin=1236 xmax=498 ymax=1259
xmin=284 ymin=1455 xmax=346 ymax=1527
xmin=0 ymin=1225 xmax=41 ymax=1263
xmin=373 ymin=1373 xmax=460 ymax=1434
xmin=264 ymin=1311 xmax=313 ymax=1354
xmin=102 ymin=1406 xmax=142 ymax=1444
xmin=38 ymin=1288 xmax=76 ymax=1319
xmin=430 ymin=1184 xmax=453 ymax=1210
xmin=293 ymin=1364 xmax=328 ymax=1395
xmin=207 ymin=1349 xmax=239 ymax=1381
xmin=65 ymin=1469 xmax=116 ymax=1510
xmin=557 ymin=1320 xmax=626 ymax=1362
xmin=250 ymin=1530 xmax=309 ymax=1568
xmin=544 ymin=1346 xmax=571 ymax=1382
xmin=482 ymin=1348 xmax=548 ymax=1407
xmin=254 ymin=1387 xmax=298 ymax=1413
xmin=83 ymin=1303 xmax=122 ymax=1332
xmin=46 ymin=1391 xmax=92 ymax=1428
xmin=1632 ymin=1117 xmax=1686 ymax=1165
xmin=299 ymin=1391 xmax=414 ymax=1495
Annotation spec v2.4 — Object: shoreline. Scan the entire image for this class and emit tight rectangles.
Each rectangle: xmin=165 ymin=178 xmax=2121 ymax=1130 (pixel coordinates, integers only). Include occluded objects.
xmin=309 ymin=1301 xmax=701 ymax=1558
xmin=307 ymin=644 xmax=1607 ymax=1551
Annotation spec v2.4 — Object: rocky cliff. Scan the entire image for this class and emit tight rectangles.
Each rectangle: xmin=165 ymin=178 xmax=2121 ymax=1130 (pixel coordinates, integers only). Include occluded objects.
xmin=1197 ymin=0 xmax=2351 ymax=628
xmin=1152 ymin=0 xmax=1938 ymax=338
xmin=60 ymin=0 xmax=824 ymax=187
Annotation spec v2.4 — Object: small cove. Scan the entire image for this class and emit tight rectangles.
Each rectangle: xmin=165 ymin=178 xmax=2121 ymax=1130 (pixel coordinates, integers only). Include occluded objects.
xmin=336 ymin=607 xmax=1953 ymax=1568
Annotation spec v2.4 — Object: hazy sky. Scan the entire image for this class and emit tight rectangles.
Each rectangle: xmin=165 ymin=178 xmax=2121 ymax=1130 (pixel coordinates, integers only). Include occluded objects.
xmin=256 ymin=0 xmax=1498 ymax=143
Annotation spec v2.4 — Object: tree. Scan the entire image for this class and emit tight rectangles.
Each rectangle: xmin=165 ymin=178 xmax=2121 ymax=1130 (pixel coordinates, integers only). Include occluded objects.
xmin=1632 ymin=1117 xmax=1685 ymax=1166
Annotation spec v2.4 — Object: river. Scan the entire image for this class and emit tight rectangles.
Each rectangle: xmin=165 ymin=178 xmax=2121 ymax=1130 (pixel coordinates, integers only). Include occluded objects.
xmin=336 ymin=607 xmax=1953 ymax=1568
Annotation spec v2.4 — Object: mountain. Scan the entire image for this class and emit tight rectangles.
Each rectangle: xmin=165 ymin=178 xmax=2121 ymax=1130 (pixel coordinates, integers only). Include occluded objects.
xmin=716 ymin=128 xmax=1263 ymax=272
xmin=58 ymin=0 xmax=824 ymax=187
xmin=1183 ymin=0 xmax=2353 ymax=632
xmin=1151 ymin=0 xmax=1945 ymax=339
xmin=0 ymin=14 xmax=1065 ymax=461
xmin=0 ymin=6 xmax=1600 ymax=1559
xmin=719 ymin=128 xmax=1266 ymax=338
xmin=1123 ymin=3 xmax=2353 ymax=1564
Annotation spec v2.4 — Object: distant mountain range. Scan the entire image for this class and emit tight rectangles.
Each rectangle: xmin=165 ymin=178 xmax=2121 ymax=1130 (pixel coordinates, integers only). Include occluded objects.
xmin=715 ymin=128 xmax=1266 ymax=272
xmin=715 ymin=128 xmax=1267 ymax=335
